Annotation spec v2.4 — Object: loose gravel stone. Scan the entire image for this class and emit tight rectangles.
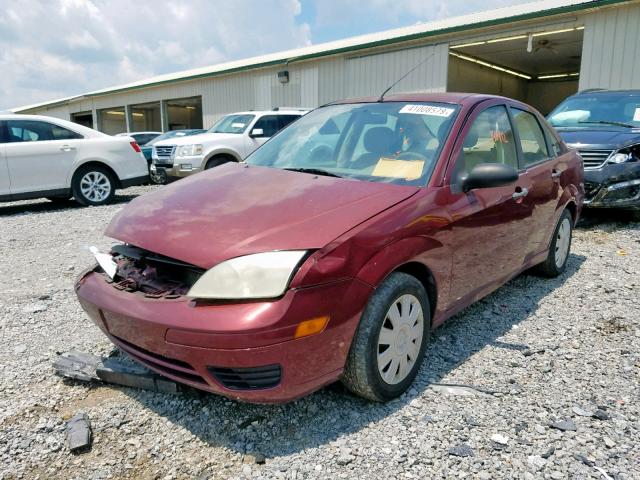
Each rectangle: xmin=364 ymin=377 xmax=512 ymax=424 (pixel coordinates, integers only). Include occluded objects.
xmin=0 ymin=189 xmax=639 ymax=479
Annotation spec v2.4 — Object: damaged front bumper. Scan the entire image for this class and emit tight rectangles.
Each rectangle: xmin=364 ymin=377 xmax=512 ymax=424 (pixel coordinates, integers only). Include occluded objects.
xmin=584 ymin=162 xmax=640 ymax=209
xmin=74 ymin=262 xmax=371 ymax=403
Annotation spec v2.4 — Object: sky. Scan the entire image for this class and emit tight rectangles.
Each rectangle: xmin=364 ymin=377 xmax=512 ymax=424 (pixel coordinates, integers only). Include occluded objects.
xmin=0 ymin=0 xmax=533 ymax=110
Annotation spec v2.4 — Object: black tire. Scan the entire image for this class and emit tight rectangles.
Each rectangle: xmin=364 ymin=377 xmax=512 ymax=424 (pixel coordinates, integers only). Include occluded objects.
xmin=72 ymin=165 xmax=116 ymax=206
xmin=205 ymin=155 xmax=234 ymax=170
xmin=532 ymin=209 xmax=573 ymax=277
xmin=625 ymin=209 xmax=640 ymax=222
xmin=342 ymin=272 xmax=431 ymax=402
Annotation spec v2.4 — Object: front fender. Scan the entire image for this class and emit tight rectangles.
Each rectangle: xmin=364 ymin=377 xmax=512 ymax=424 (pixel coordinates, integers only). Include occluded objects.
xmin=356 ymin=236 xmax=452 ymax=321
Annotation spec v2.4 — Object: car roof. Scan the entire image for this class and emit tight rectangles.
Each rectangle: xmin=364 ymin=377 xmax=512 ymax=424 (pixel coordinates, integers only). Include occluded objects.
xmin=230 ymin=110 xmax=309 ymax=116
xmin=116 ymin=131 xmax=162 ymax=136
xmin=328 ymin=92 xmax=532 ymax=109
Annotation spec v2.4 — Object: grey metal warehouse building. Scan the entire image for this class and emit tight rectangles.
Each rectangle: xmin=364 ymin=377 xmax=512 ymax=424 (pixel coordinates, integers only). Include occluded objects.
xmin=12 ymin=0 xmax=640 ymax=133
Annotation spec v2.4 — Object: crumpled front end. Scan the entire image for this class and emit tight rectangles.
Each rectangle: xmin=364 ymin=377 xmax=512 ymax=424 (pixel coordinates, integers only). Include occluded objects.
xmin=583 ymin=162 xmax=640 ymax=210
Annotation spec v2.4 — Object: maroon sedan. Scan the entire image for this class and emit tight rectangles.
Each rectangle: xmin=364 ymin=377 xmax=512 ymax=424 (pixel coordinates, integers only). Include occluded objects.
xmin=75 ymin=93 xmax=584 ymax=403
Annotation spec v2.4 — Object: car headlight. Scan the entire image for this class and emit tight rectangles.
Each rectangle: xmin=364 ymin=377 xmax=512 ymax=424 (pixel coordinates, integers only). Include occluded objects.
xmin=187 ymin=251 xmax=308 ymax=299
xmin=608 ymin=145 xmax=639 ymax=164
xmin=609 ymin=152 xmax=632 ymax=164
xmin=176 ymin=144 xmax=203 ymax=157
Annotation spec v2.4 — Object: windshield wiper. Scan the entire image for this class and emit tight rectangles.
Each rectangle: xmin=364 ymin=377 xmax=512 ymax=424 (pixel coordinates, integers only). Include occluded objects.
xmin=579 ymin=120 xmax=636 ymax=128
xmin=284 ymin=168 xmax=342 ymax=178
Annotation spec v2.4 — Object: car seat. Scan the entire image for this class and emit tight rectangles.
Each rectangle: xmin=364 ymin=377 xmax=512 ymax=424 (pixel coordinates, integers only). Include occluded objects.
xmin=352 ymin=127 xmax=397 ymax=170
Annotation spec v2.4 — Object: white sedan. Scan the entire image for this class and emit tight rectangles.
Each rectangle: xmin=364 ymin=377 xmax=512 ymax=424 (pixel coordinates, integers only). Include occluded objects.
xmin=0 ymin=114 xmax=149 ymax=206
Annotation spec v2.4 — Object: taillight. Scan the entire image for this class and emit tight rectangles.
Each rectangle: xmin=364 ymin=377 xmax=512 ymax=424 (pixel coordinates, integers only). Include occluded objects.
xmin=130 ymin=141 xmax=141 ymax=153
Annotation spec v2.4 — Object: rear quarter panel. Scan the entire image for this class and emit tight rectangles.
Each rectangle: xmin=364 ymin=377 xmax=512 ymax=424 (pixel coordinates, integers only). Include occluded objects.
xmin=68 ymin=138 xmax=148 ymax=184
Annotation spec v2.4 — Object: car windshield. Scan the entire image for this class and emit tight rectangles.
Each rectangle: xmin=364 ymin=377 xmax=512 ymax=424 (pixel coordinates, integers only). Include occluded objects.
xmin=146 ymin=130 xmax=204 ymax=145
xmin=245 ymin=102 xmax=459 ymax=186
xmin=548 ymin=93 xmax=640 ymax=128
xmin=208 ymin=114 xmax=255 ymax=134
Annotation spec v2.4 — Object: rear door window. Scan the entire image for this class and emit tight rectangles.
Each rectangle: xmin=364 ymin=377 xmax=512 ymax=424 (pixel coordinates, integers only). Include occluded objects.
xmin=51 ymin=124 xmax=83 ymax=140
xmin=511 ymin=108 xmax=550 ymax=166
xmin=278 ymin=115 xmax=301 ymax=130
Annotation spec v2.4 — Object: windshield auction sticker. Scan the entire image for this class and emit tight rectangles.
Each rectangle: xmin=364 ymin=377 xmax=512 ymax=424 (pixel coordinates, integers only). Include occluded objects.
xmin=399 ymin=104 xmax=455 ymax=117
xmin=634 ymin=107 xmax=640 ymax=122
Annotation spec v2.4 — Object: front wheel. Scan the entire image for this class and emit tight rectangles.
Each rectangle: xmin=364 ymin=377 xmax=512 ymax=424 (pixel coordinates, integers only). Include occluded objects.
xmin=72 ymin=166 xmax=116 ymax=206
xmin=533 ymin=208 xmax=573 ymax=277
xmin=342 ymin=272 xmax=430 ymax=402
xmin=205 ymin=155 xmax=233 ymax=170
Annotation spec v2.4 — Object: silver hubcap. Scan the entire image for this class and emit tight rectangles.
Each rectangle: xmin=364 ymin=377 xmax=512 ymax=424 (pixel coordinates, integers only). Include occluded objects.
xmin=555 ymin=218 xmax=571 ymax=268
xmin=377 ymin=294 xmax=424 ymax=385
xmin=80 ymin=172 xmax=111 ymax=202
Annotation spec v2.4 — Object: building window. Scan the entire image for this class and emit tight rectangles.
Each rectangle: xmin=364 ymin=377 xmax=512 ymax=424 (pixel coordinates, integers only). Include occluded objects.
xmin=98 ymin=107 xmax=126 ymax=135
xmin=130 ymin=102 xmax=162 ymax=132
xmin=164 ymin=96 xmax=203 ymax=130
xmin=71 ymin=111 xmax=94 ymax=129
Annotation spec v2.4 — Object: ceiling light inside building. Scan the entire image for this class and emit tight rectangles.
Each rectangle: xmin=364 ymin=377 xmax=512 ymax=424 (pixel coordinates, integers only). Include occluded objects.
xmin=451 ymin=26 xmax=585 ymax=49
xmin=449 ymin=52 xmax=532 ymax=79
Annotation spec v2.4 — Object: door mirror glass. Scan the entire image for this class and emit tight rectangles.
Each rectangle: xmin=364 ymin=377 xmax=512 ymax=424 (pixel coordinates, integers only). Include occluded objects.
xmin=250 ymin=128 xmax=265 ymax=137
xmin=462 ymin=163 xmax=519 ymax=192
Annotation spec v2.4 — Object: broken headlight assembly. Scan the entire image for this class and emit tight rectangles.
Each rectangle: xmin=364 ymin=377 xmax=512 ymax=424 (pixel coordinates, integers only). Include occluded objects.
xmin=608 ymin=144 xmax=640 ymax=164
xmin=187 ymin=251 xmax=308 ymax=300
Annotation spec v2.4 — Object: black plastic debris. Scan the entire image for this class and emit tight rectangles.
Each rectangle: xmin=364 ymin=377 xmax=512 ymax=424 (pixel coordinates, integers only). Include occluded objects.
xmin=53 ymin=350 xmax=179 ymax=394
xmin=97 ymin=357 xmax=178 ymax=394
xmin=53 ymin=351 xmax=101 ymax=382
xmin=66 ymin=413 xmax=92 ymax=452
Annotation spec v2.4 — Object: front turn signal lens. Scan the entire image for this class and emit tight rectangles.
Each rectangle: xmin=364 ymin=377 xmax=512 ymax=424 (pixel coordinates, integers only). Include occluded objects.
xmin=294 ymin=316 xmax=330 ymax=339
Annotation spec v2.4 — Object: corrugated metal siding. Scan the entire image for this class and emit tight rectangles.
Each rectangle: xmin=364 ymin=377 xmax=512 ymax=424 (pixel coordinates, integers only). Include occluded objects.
xmin=580 ymin=2 xmax=640 ymax=89
xmin=345 ymin=43 xmax=448 ymax=97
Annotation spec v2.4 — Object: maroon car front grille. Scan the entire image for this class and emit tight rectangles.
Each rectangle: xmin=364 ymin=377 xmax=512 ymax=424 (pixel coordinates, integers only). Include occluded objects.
xmin=112 ymin=335 xmax=207 ymax=385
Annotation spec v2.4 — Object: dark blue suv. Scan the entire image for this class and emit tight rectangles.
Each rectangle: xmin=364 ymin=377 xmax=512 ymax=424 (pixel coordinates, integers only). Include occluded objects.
xmin=548 ymin=90 xmax=640 ymax=213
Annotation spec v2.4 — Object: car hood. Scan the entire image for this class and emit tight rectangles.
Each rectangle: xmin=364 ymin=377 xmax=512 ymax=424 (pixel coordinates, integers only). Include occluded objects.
xmin=556 ymin=128 xmax=640 ymax=150
xmin=106 ymin=163 xmax=419 ymax=269
xmin=153 ymin=132 xmax=239 ymax=147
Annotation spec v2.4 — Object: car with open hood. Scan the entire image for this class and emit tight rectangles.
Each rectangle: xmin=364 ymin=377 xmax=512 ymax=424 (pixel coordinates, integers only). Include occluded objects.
xmin=548 ymin=89 xmax=640 ymax=213
xmin=75 ymin=93 xmax=583 ymax=403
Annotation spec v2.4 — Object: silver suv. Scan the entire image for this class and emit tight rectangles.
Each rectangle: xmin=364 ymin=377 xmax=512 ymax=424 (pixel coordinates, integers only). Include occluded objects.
xmin=151 ymin=108 xmax=307 ymax=181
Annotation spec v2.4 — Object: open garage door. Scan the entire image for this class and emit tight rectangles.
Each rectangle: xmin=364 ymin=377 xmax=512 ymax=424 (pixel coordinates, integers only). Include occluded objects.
xmin=448 ymin=26 xmax=583 ymax=115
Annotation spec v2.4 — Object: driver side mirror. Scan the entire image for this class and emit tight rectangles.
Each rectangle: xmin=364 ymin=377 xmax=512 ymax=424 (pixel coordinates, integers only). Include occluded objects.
xmin=462 ymin=163 xmax=518 ymax=193
xmin=249 ymin=128 xmax=265 ymax=138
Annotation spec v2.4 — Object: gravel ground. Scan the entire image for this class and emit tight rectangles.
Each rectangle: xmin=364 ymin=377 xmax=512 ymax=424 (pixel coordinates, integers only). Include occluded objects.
xmin=1 ymin=186 xmax=638 ymax=480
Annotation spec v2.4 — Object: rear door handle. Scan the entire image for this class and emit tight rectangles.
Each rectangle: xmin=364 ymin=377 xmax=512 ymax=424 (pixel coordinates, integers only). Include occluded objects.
xmin=60 ymin=145 xmax=76 ymax=152
xmin=512 ymin=187 xmax=529 ymax=200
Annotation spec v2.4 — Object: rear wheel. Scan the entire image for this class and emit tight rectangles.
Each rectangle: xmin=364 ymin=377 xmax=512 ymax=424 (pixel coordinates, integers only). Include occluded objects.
xmin=342 ymin=272 xmax=430 ymax=401
xmin=72 ymin=165 xmax=116 ymax=206
xmin=205 ymin=155 xmax=234 ymax=170
xmin=533 ymin=209 xmax=573 ymax=277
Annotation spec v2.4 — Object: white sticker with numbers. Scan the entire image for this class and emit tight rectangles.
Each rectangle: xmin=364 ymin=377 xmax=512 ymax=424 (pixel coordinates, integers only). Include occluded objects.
xmin=399 ymin=104 xmax=455 ymax=117
xmin=634 ymin=107 xmax=640 ymax=122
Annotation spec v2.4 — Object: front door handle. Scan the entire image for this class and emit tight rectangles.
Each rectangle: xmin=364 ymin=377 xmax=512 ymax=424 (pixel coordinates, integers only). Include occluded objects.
xmin=512 ymin=187 xmax=529 ymax=200
xmin=60 ymin=145 xmax=76 ymax=152
xmin=551 ymin=170 xmax=562 ymax=179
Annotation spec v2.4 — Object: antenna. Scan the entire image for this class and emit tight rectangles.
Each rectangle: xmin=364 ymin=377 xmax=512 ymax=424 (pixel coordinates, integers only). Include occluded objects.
xmin=378 ymin=50 xmax=437 ymax=102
